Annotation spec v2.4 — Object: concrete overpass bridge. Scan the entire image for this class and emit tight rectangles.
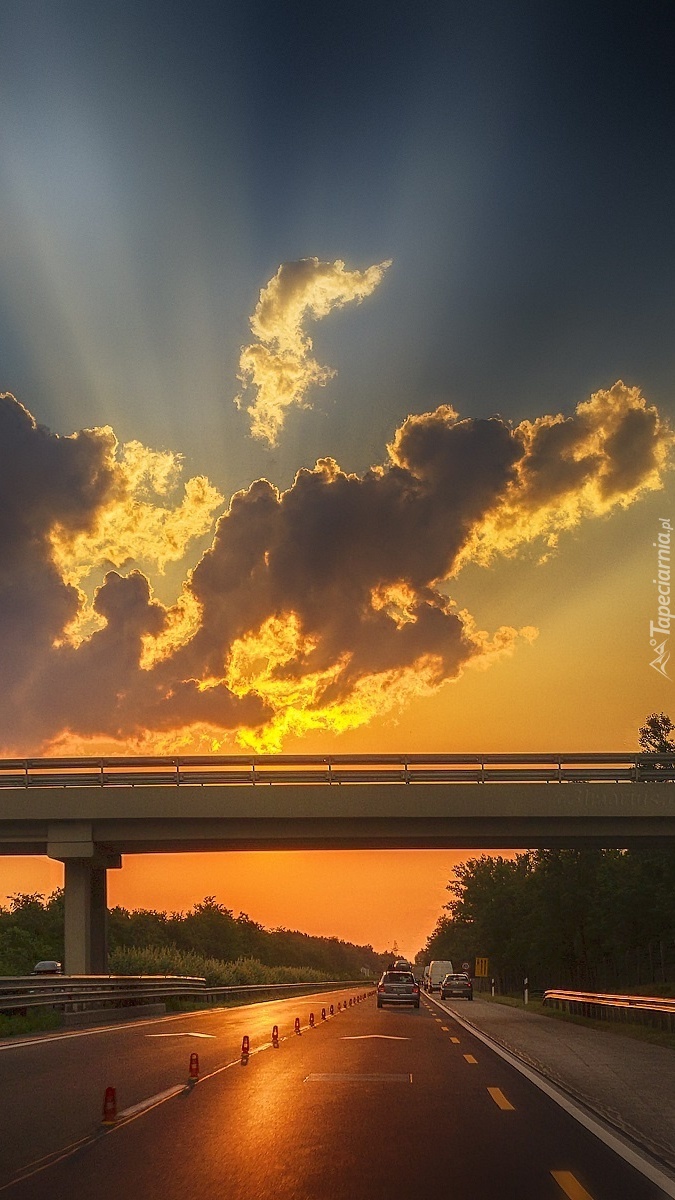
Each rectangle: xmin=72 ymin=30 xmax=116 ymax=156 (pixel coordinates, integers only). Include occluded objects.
xmin=1 ymin=752 xmax=673 ymax=974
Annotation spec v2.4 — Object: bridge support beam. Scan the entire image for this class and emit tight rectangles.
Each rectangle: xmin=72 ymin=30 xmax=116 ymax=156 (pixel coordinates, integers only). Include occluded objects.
xmin=63 ymin=860 xmax=109 ymax=975
xmin=47 ymin=825 xmax=122 ymax=974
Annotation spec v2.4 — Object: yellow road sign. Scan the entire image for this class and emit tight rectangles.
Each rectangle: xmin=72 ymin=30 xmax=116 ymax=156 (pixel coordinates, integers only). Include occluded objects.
xmin=474 ymin=957 xmax=489 ymax=977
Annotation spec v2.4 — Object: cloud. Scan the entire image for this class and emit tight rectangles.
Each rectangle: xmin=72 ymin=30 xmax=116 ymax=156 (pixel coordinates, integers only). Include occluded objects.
xmin=236 ymin=257 xmax=391 ymax=445
xmin=0 ymin=381 xmax=671 ymax=754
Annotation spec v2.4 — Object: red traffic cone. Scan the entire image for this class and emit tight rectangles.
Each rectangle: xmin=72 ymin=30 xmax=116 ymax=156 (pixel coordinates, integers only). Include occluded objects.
xmin=309 ymin=1012 xmax=315 ymax=1027
xmin=321 ymin=1007 xmax=326 ymax=1020
xmin=241 ymin=1035 xmax=250 ymax=1063
xmin=272 ymin=1024 xmax=279 ymax=1047
xmin=188 ymin=1052 xmax=200 ymax=1083
xmin=102 ymin=1086 xmax=117 ymax=1125
xmin=294 ymin=1016 xmax=301 ymax=1035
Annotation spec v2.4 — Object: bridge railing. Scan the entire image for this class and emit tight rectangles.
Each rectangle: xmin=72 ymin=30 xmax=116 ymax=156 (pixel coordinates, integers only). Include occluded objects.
xmin=542 ymin=987 xmax=675 ymax=1032
xmin=0 ymin=975 xmax=371 ymax=1014
xmin=0 ymin=753 xmax=673 ymax=788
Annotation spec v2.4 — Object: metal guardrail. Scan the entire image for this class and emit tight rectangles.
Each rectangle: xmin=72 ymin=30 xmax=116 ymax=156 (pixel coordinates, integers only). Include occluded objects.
xmin=542 ymin=988 xmax=675 ymax=1032
xmin=0 ymin=974 xmax=207 ymax=1013
xmin=0 ymin=753 xmax=673 ymax=789
xmin=0 ymin=975 xmax=372 ymax=1014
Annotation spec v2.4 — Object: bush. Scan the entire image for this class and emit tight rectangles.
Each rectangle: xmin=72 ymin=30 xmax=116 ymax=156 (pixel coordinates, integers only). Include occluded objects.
xmin=108 ymin=944 xmax=333 ymax=987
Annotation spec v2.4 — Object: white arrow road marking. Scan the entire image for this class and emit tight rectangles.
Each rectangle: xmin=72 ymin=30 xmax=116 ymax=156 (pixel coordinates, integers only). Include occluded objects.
xmin=340 ymin=1035 xmax=410 ymax=1040
xmin=144 ymin=1032 xmax=214 ymax=1041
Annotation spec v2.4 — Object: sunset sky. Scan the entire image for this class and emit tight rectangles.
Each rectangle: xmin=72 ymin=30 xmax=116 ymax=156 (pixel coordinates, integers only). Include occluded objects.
xmin=1 ymin=2 xmax=674 ymax=959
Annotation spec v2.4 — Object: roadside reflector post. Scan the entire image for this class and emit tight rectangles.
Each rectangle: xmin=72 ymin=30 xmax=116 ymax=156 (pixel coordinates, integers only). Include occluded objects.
xmin=349 ymin=998 xmax=352 ymax=1007
xmin=491 ymin=977 xmax=495 ymax=997
xmin=330 ymin=1004 xmax=334 ymax=1015
xmin=294 ymin=1016 xmax=301 ymax=1035
xmin=272 ymin=1024 xmax=279 ymax=1047
xmin=241 ymin=1035 xmax=250 ymax=1063
xmin=309 ymin=1012 xmax=315 ymax=1027
xmin=524 ymin=977 xmax=529 ymax=1006
xmin=321 ymin=1007 xmax=326 ymax=1020
xmin=102 ymin=1086 xmax=117 ymax=1126
xmin=188 ymin=1052 xmax=200 ymax=1084
xmin=337 ymin=1002 xmax=341 ymax=1012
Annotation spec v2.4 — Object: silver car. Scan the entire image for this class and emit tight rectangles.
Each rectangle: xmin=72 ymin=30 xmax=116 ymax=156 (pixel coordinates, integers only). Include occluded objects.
xmin=377 ymin=970 xmax=420 ymax=1008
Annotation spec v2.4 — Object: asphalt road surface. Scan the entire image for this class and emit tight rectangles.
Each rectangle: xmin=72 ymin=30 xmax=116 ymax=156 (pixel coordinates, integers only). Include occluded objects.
xmin=0 ymin=988 xmax=670 ymax=1200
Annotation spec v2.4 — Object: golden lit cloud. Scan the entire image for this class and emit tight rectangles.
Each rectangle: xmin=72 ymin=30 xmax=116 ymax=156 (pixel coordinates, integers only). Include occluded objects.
xmin=139 ymin=588 xmax=203 ymax=669
xmin=50 ymin=436 xmax=223 ymax=586
xmin=237 ymin=257 xmax=391 ymax=445
xmin=223 ymin=610 xmax=535 ymax=752
xmin=455 ymin=382 xmax=674 ymax=568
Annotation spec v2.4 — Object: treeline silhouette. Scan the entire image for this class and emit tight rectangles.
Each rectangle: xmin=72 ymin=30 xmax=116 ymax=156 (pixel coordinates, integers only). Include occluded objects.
xmin=0 ymin=892 xmax=391 ymax=982
xmin=417 ymin=848 xmax=675 ymax=994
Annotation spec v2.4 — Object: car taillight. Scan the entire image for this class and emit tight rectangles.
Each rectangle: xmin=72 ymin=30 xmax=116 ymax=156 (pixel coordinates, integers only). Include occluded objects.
xmin=413 ymin=985 xmax=419 ymax=993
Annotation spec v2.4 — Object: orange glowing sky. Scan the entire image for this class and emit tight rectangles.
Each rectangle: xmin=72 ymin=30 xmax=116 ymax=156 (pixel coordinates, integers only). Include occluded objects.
xmin=2 ymin=7 xmax=675 ymax=960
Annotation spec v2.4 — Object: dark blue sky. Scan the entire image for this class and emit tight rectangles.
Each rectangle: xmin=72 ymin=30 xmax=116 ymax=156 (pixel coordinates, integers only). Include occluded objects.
xmin=1 ymin=0 xmax=674 ymax=492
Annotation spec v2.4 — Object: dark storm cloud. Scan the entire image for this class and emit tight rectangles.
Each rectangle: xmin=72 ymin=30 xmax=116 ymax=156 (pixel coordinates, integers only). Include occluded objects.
xmin=0 ymin=383 xmax=670 ymax=752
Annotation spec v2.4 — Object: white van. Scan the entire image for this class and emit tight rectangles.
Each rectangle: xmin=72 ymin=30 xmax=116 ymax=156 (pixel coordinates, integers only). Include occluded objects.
xmin=426 ymin=959 xmax=454 ymax=992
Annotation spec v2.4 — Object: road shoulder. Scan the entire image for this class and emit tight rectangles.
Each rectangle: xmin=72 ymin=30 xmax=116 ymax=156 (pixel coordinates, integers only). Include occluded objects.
xmin=429 ymin=993 xmax=675 ymax=1175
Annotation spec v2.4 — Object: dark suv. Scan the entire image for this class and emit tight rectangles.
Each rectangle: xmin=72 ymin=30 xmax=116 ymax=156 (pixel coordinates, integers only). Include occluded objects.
xmin=440 ymin=973 xmax=473 ymax=1001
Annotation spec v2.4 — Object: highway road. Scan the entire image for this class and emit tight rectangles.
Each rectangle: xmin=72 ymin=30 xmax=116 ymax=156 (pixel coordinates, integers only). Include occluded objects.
xmin=0 ymin=988 xmax=671 ymax=1199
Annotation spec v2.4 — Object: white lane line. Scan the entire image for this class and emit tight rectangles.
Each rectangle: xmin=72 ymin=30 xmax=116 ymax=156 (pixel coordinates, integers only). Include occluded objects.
xmin=340 ymin=1035 xmax=410 ymax=1040
xmin=117 ymin=1085 xmax=186 ymax=1119
xmin=428 ymin=993 xmax=675 ymax=1198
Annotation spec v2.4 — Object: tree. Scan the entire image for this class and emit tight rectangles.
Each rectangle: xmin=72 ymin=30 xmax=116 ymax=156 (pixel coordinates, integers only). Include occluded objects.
xmin=639 ymin=712 xmax=675 ymax=769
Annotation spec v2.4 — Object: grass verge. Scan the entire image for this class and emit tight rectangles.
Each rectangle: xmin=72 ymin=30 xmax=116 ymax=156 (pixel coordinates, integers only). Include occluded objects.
xmin=0 ymin=1008 xmax=62 ymax=1038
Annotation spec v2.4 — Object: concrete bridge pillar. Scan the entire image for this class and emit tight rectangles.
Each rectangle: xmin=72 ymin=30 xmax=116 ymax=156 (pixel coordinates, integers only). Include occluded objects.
xmin=62 ymin=860 xmax=110 ymax=974
xmin=47 ymin=823 xmax=121 ymax=974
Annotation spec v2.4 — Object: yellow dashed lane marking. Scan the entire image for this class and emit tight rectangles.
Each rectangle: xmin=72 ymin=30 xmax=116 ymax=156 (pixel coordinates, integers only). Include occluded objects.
xmin=440 ymin=1025 xmax=449 ymax=1031
xmin=487 ymin=1087 xmax=514 ymax=1111
xmin=450 ymin=1037 xmax=460 ymax=1043
xmin=463 ymin=1054 xmax=478 ymax=1064
xmin=551 ymin=1170 xmax=594 ymax=1199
